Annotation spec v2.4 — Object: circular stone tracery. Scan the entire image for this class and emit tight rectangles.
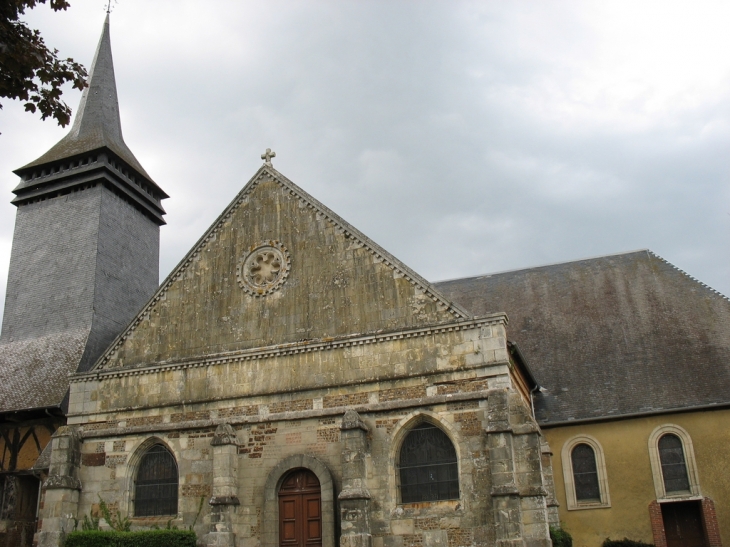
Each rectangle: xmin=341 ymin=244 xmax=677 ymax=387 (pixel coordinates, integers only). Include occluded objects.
xmin=236 ymin=240 xmax=291 ymax=296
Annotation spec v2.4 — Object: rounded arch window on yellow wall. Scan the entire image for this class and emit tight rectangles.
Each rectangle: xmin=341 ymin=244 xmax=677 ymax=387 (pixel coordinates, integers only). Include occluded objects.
xmin=561 ymin=434 xmax=611 ymax=510
xmin=647 ymin=424 xmax=701 ymax=501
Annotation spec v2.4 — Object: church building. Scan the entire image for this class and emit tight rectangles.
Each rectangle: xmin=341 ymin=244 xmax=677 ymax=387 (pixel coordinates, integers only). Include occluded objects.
xmin=1 ymin=14 xmax=728 ymax=547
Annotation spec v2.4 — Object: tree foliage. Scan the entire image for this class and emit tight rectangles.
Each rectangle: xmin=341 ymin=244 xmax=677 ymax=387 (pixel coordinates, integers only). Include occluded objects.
xmin=0 ymin=0 xmax=87 ymax=129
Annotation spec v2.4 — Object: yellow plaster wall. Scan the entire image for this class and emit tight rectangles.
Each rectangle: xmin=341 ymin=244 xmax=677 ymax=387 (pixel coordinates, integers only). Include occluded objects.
xmin=543 ymin=408 xmax=730 ymax=547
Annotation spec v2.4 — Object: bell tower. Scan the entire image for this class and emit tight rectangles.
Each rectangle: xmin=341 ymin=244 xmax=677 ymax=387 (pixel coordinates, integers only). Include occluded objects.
xmin=0 ymin=15 xmax=167 ymax=382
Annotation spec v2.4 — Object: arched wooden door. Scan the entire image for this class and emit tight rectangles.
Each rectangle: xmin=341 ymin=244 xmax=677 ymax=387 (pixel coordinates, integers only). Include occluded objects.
xmin=279 ymin=469 xmax=322 ymax=547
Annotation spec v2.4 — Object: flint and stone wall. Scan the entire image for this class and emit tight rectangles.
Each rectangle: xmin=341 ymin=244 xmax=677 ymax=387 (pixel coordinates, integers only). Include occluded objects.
xmin=44 ymin=321 xmax=554 ymax=547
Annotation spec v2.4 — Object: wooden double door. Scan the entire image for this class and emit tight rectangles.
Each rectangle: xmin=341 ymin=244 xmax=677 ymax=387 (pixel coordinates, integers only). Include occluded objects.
xmin=279 ymin=469 xmax=322 ymax=547
xmin=662 ymin=501 xmax=707 ymax=547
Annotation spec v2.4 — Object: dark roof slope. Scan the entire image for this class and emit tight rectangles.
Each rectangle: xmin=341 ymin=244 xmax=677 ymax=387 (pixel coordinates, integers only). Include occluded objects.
xmin=0 ymin=329 xmax=89 ymax=412
xmin=435 ymin=250 xmax=730 ymax=425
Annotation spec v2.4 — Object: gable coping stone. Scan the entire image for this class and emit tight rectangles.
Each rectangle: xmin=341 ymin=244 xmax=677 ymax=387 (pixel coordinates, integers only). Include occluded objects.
xmin=92 ymin=165 xmax=473 ymax=371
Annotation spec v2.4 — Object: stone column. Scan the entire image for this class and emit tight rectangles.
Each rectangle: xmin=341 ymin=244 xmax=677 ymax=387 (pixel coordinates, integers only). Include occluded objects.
xmin=338 ymin=410 xmax=372 ymax=547
xmin=540 ymin=440 xmax=560 ymax=529
xmin=486 ymin=390 xmax=552 ymax=547
xmin=487 ymin=391 xmax=524 ymax=547
xmin=205 ymin=424 xmax=240 ymax=547
xmin=37 ymin=426 xmax=82 ymax=547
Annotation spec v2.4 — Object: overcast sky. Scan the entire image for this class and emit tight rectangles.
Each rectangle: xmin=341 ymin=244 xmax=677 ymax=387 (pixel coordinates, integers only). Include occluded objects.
xmin=1 ymin=0 xmax=728 ymax=327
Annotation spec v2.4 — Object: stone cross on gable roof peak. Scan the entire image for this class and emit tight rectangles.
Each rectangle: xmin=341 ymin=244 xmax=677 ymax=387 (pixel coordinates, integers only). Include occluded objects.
xmin=261 ymin=148 xmax=276 ymax=167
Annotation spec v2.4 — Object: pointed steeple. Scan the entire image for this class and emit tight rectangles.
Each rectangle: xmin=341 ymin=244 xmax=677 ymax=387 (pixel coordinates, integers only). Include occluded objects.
xmin=19 ymin=15 xmax=149 ymax=177
xmin=12 ymin=15 xmax=167 ymax=223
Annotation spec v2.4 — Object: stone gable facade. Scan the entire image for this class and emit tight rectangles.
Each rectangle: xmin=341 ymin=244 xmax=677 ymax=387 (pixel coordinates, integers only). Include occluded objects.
xmin=38 ymin=167 xmax=557 ymax=547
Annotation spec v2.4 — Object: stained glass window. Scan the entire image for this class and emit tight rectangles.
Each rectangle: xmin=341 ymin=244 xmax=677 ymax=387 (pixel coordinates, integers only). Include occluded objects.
xmin=658 ymin=434 xmax=690 ymax=493
xmin=134 ymin=444 xmax=178 ymax=517
xmin=571 ymin=443 xmax=600 ymax=501
xmin=399 ymin=423 xmax=459 ymax=503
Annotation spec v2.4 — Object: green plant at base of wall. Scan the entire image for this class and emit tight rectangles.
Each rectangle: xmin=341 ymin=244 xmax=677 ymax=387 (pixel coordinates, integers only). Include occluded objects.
xmin=550 ymin=526 xmax=573 ymax=547
xmin=97 ymin=497 xmax=131 ymax=532
xmin=80 ymin=513 xmax=100 ymax=531
xmin=64 ymin=529 xmax=197 ymax=547
xmin=603 ymin=539 xmax=654 ymax=547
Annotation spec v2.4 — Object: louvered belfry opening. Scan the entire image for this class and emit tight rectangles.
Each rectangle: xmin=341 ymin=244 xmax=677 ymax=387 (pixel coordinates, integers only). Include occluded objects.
xmin=134 ymin=444 xmax=178 ymax=517
xmin=571 ymin=443 xmax=600 ymax=501
xmin=398 ymin=423 xmax=459 ymax=503
xmin=658 ymin=434 xmax=691 ymax=493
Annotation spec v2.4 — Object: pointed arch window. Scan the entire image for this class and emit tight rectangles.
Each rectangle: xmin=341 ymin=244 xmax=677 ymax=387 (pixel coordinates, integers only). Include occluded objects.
xmin=648 ymin=425 xmax=700 ymax=500
xmin=134 ymin=444 xmax=178 ymax=517
xmin=561 ymin=435 xmax=610 ymax=510
xmin=398 ymin=422 xmax=459 ymax=503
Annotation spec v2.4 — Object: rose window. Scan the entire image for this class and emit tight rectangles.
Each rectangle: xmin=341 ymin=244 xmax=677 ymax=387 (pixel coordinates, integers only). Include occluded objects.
xmin=237 ymin=241 xmax=291 ymax=296
xmin=250 ymin=251 xmax=281 ymax=286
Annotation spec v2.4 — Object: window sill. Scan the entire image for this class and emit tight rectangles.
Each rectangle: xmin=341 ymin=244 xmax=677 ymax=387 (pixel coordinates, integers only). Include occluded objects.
xmin=656 ymin=493 xmax=702 ymax=503
xmin=566 ymin=501 xmax=611 ymax=511
xmin=129 ymin=515 xmax=181 ymax=525
xmin=394 ymin=499 xmax=462 ymax=516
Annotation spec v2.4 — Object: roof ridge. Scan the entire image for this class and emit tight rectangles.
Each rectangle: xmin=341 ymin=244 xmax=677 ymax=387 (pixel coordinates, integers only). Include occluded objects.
xmin=92 ymin=165 xmax=470 ymax=371
xmin=647 ymin=250 xmax=730 ymax=302
xmin=433 ymin=249 xmax=652 ymax=284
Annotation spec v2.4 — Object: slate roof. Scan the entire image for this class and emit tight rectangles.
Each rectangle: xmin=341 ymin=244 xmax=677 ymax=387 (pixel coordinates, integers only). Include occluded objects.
xmin=15 ymin=15 xmax=163 ymax=194
xmin=0 ymin=329 xmax=89 ymax=412
xmin=434 ymin=250 xmax=730 ymax=425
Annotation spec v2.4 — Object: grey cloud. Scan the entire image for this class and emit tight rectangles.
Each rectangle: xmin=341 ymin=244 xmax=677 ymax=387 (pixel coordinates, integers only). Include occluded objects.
xmin=0 ymin=1 xmax=727 ymax=329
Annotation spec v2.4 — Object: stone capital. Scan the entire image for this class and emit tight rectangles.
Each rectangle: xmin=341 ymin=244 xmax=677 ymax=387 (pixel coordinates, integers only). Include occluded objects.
xmin=44 ymin=475 xmax=82 ymax=491
xmin=209 ymin=495 xmax=241 ymax=506
xmin=211 ymin=423 xmax=238 ymax=446
xmin=341 ymin=409 xmax=368 ymax=432
xmin=338 ymin=488 xmax=372 ymax=501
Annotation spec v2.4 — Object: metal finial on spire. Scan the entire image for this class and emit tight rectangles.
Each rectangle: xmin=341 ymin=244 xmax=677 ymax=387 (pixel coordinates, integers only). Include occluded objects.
xmin=261 ymin=148 xmax=276 ymax=167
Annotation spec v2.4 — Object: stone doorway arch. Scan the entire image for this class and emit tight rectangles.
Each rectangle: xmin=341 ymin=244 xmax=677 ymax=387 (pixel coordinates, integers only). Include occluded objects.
xmin=262 ymin=455 xmax=335 ymax=547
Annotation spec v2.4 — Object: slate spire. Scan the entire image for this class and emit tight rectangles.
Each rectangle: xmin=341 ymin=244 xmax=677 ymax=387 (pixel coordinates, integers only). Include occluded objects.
xmin=12 ymin=15 xmax=167 ymax=224
xmin=19 ymin=15 xmax=150 ymax=178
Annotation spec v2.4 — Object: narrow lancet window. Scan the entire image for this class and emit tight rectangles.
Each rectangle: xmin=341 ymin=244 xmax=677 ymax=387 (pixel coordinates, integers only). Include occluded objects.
xmin=658 ymin=434 xmax=690 ymax=493
xmin=571 ymin=443 xmax=601 ymax=501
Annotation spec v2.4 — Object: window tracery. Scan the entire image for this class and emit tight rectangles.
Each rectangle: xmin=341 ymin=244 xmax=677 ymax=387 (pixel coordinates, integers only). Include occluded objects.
xmin=134 ymin=444 xmax=178 ymax=517
xmin=398 ymin=422 xmax=459 ymax=503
